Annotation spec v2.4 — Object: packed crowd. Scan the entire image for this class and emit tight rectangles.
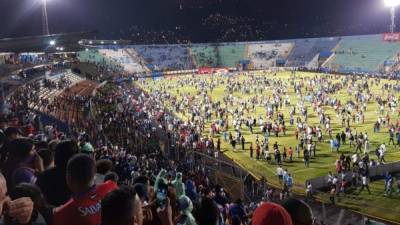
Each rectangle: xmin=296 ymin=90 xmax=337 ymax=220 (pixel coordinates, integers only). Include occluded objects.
xmin=2 ymin=63 xmax=379 ymax=225
xmin=0 ymin=77 xmax=336 ymax=225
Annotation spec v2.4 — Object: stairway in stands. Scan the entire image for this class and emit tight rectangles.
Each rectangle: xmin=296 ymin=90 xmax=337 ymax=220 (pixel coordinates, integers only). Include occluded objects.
xmin=29 ymin=72 xmax=84 ymax=111
xmin=124 ymin=48 xmax=151 ymax=73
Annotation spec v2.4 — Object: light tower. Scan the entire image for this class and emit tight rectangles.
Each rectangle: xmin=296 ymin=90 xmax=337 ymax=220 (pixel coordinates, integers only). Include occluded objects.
xmin=42 ymin=0 xmax=50 ymax=35
xmin=384 ymin=0 xmax=400 ymax=33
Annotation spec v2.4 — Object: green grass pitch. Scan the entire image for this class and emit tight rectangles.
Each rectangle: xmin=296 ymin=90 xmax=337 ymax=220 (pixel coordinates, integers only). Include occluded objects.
xmin=136 ymin=71 xmax=400 ymax=223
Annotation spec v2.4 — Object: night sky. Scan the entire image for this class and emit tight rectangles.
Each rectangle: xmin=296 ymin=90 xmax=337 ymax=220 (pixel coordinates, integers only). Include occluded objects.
xmin=0 ymin=0 xmax=396 ymax=42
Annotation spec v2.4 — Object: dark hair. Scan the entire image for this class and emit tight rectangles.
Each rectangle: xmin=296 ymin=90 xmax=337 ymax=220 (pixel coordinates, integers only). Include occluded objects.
xmin=104 ymin=172 xmax=119 ymax=183
xmin=101 ymin=186 xmax=137 ymax=225
xmin=55 ymin=140 xmax=79 ymax=168
xmin=197 ymin=197 xmax=220 ymax=225
xmin=96 ymin=159 xmax=113 ymax=175
xmin=282 ymin=198 xmax=313 ymax=225
xmin=232 ymin=215 xmax=241 ymax=225
xmin=38 ymin=149 xmax=54 ymax=169
xmin=67 ymin=154 xmax=96 ymax=186
xmin=8 ymin=138 xmax=34 ymax=160
xmin=132 ymin=175 xmax=149 ymax=186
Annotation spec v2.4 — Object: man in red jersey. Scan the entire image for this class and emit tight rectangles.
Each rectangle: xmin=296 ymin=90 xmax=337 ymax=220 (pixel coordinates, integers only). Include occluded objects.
xmin=53 ymin=154 xmax=117 ymax=225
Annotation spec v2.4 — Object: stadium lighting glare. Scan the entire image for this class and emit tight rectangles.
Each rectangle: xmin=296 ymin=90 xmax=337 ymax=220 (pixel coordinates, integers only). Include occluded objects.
xmin=100 ymin=41 xmax=104 ymax=44
xmin=89 ymin=41 xmax=93 ymax=45
xmin=385 ymin=0 xmax=400 ymax=7
xmin=49 ymin=40 xmax=55 ymax=46
xmin=384 ymin=0 xmax=400 ymax=33
xmin=59 ymin=47 xmax=64 ymax=51
xmin=113 ymin=41 xmax=117 ymax=44
xmin=41 ymin=0 xmax=50 ymax=35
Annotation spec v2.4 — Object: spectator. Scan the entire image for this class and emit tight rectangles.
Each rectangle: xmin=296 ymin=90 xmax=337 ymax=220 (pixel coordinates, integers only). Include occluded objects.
xmin=196 ymin=197 xmax=220 ymax=225
xmin=6 ymin=183 xmax=52 ymax=225
xmin=282 ymin=198 xmax=314 ymax=225
xmin=2 ymin=138 xmax=42 ymax=190
xmin=37 ymin=149 xmax=54 ymax=170
xmin=36 ymin=140 xmax=79 ymax=206
xmin=52 ymin=154 xmax=117 ymax=225
xmin=251 ymin=202 xmax=293 ymax=225
xmin=101 ymin=186 xmax=143 ymax=225
xmin=0 ymin=173 xmax=34 ymax=224
xmin=95 ymin=159 xmax=113 ymax=185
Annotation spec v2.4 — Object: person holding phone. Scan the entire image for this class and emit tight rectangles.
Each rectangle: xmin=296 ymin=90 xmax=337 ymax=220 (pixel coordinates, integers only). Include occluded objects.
xmin=0 ymin=173 xmax=34 ymax=224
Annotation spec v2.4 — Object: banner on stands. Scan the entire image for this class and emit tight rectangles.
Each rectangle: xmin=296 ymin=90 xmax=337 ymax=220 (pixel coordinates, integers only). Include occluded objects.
xmin=383 ymin=33 xmax=400 ymax=42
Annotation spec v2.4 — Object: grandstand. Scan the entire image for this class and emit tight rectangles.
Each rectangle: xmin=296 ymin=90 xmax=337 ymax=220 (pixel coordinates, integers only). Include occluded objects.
xmin=98 ymin=49 xmax=146 ymax=73
xmin=133 ymin=45 xmax=193 ymax=71
xmin=286 ymin=37 xmax=340 ymax=67
xmin=190 ymin=45 xmax=219 ymax=67
xmin=247 ymin=42 xmax=293 ymax=69
xmin=29 ymin=72 xmax=83 ymax=111
xmin=80 ymin=34 xmax=400 ymax=74
xmin=54 ymin=79 xmax=97 ymax=124
xmin=326 ymin=34 xmax=400 ymax=73
xmin=217 ymin=43 xmax=246 ymax=67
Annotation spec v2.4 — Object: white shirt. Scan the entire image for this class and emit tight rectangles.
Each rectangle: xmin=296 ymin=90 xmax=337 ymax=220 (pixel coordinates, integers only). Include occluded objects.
xmin=362 ymin=176 xmax=368 ymax=185
xmin=277 ymin=167 xmax=284 ymax=176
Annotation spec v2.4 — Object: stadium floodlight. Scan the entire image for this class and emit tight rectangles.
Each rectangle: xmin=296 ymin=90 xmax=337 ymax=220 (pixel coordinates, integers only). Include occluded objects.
xmin=100 ymin=41 xmax=105 ymax=44
xmin=89 ymin=41 xmax=93 ymax=45
xmin=384 ymin=0 xmax=400 ymax=33
xmin=113 ymin=41 xmax=117 ymax=44
xmin=59 ymin=47 xmax=64 ymax=51
xmin=49 ymin=40 xmax=56 ymax=46
xmin=385 ymin=0 xmax=400 ymax=7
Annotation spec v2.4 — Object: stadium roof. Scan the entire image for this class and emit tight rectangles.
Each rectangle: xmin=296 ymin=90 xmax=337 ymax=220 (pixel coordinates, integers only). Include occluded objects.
xmin=0 ymin=31 xmax=96 ymax=53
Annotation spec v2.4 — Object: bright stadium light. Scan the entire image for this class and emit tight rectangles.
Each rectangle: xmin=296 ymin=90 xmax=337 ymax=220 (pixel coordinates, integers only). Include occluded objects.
xmin=384 ymin=0 xmax=400 ymax=33
xmin=385 ymin=0 xmax=400 ymax=7
xmin=49 ymin=40 xmax=56 ymax=46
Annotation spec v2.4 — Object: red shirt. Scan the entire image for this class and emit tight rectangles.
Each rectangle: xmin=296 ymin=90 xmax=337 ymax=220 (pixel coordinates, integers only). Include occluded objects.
xmin=53 ymin=181 xmax=117 ymax=225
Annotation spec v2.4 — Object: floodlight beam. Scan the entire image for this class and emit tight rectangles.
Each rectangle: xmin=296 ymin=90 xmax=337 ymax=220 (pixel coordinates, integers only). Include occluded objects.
xmin=42 ymin=0 xmax=50 ymax=35
xmin=390 ymin=7 xmax=396 ymax=33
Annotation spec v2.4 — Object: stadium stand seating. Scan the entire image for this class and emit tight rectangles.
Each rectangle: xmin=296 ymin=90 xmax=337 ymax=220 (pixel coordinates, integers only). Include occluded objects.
xmin=217 ymin=44 xmax=246 ymax=67
xmin=328 ymin=34 xmax=400 ymax=73
xmin=97 ymin=49 xmax=146 ymax=73
xmin=286 ymin=37 xmax=339 ymax=67
xmin=133 ymin=45 xmax=194 ymax=71
xmin=191 ymin=45 xmax=219 ymax=67
xmin=29 ymin=72 xmax=83 ymax=111
xmin=77 ymin=49 xmax=116 ymax=68
xmin=247 ymin=42 xmax=293 ymax=69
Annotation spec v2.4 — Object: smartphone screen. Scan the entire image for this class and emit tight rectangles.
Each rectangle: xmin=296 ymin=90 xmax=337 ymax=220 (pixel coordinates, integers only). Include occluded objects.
xmin=157 ymin=182 xmax=168 ymax=208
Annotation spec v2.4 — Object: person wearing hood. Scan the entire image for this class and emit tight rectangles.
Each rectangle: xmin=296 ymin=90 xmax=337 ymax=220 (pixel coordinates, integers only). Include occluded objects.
xmin=177 ymin=195 xmax=197 ymax=225
xmin=172 ymin=173 xmax=185 ymax=199
xmin=251 ymin=202 xmax=293 ymax=225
